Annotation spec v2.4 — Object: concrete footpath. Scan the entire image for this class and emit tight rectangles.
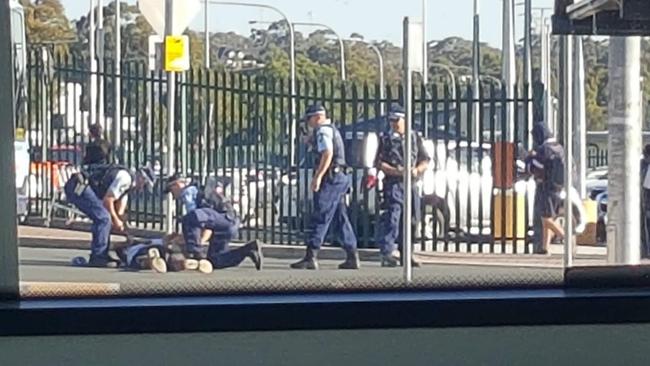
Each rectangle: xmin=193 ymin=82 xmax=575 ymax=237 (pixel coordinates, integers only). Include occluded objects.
xmin=18 ymin=223 xmax=609 ymax=269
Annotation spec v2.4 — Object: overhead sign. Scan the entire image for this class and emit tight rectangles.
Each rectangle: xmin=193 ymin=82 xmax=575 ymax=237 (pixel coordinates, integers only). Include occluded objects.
xmin=138 ymin=0 xmax=201 ymax=36
xmin=164 ymin=36 xmax=190 ymax=72
xmin=403 ymin=18 xmax=423 ymax=73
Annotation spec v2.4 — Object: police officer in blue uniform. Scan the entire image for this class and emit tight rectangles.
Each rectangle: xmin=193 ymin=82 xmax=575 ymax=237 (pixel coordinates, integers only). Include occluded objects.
xmin=376 ymin=105 xmax=430 ymax=267
xmin=291 ymin=104 xmax=360 ymax=270
xmin=181 ymin=181 xmax=263 ymax=271
xmin=64 ymin=165 xmax=157 ymax=268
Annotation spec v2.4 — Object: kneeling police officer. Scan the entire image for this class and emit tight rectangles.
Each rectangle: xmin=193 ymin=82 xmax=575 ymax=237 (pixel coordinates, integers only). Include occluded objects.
xmin=64 ymin=164 xmax=157 ymax=268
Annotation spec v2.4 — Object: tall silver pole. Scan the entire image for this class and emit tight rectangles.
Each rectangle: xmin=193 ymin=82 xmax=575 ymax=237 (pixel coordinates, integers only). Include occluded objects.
xmin=370 ymin=43 xmax=385 ymax=113
xmin=293 ymin=22 xmax=345 ymax=81
xmin=573 ymin=36 xmax=587 ymax=198
xmin=89 ymin=0 xmax=97 ymax=127
xmin=0 ymin=0 xmax=19 ymax=299
xmin=541 ymin=19 xmax=553 ymax=134
xmin=607 ymin=37 xmax=642 ymax=265
xmin=206 ymin=2 xmax=296 ymax=165
xmin=204 ymin=0 xmax=210 ymax=68
xmin=97 ymin=0 xmax=105 ymax=128
xmin=472 ymin=0 xmax=480 ymax=142
xmin=164 ymin=0 xmax=176 ymax=234
xmin=114 ymin=0 xmax=121 ymax=160
xmin=524 ymin=0 xmax=532 ymax=147
xmin=403 ymin=17 xmax=415 ymax=283
xmin=501 ymin=0 xmax=516 ymax=141
xmin=563 ymin=36 xmax=574 ymax=269
xmin=422 ymin=0 xmax=428 ymax=84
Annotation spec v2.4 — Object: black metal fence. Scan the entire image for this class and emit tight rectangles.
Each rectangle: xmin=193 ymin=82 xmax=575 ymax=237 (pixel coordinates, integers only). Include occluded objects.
xmin=23 ymin=54 xmax=538 ymax=254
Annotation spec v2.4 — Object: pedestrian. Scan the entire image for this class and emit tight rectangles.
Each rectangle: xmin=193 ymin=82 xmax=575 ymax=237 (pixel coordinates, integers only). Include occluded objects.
xmin=641 ymin=145 xmax=650 ymax=257
xmin=83 ymin=123 xmax=114 ymax=165
xmin=64 ymin=164 xmax=158 ymax=268
xmin=375 ymin=104 xmax=430 ymax=267
xmin=290 ymin=104 xmax=360 ymax=270
xmin=180 ymin=178 xmax=263 ymax=272
xmin=528 ymin=122 xmax=566 ymax=255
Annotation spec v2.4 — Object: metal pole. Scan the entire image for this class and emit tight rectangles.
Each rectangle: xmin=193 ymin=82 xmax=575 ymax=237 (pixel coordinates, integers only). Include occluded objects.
xmin=403 ymin=17 xmax=416 ymax=283
xmin=97 ymin=0 xmax=105 ymax=129
xmin=114 ymin=0 xmax=121 ymax=161
xmin=573 ymin=36 xmax=587 ymax=198
xmin=608 ymin=36 xmax=642 ymax=265
xmin=502 ymin=0 xmax=516 ymax=141
xmin=431 ymin=63 xmax=456 ymax=98
xmin=208 ymin=2 xmax=296 ymax=165
xmin=164 ymin=0 xmax=176 ymax=234
xmin=89 ymin=0 xmax=97 ymax=127
xmin=0 ymin=0 xmax=19 ymax=299
xmin=524 ymin=0 xmax=532 ymax=146
xmin=293 ymin=22 xmax=346 ymax=81
xmin=422 ymin=0 xmax=427 ymax=82
xmin=204 ymin=0 xmax=210 ymax=68
xmin=542 ymin=19 xmax=553 ymax=134
xmin=472 ymin=0 xmax=480 ymax=142
xmin=370 ymin=43 xmax=385 ymax=113
xmin=563 ymin=36 xmax=574 ymax=269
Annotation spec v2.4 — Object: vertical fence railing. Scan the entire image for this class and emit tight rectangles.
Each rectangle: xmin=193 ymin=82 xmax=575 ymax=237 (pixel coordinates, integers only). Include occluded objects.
xmin=24 ymin=57 xmax=542 ymax=255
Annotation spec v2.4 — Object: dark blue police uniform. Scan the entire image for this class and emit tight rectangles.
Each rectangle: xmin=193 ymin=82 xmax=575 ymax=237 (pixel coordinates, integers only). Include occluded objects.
xmin=376 ymin=106 xmax=430 ymax=267
xmin=181 ymin=190 xmax=262 ymax=270
xmin=291 ymin=104 xmax=359 ymax=270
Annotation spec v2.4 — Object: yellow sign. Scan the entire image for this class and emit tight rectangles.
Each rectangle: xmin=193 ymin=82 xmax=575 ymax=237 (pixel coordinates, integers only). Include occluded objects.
xmin=15 ymin=128 xmax=25 ymax=142
xmin=164 ymin=35 xmax=190 ymax=72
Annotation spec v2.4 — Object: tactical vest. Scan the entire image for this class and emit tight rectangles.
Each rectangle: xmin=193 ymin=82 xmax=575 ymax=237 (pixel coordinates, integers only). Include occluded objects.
xmin=85 ymin=164 xmax=134 ymax=200
xmin=313 ymin=123 xmax=346 ymax=169
xmin=379 ymin=131 xmax=421 ymax=169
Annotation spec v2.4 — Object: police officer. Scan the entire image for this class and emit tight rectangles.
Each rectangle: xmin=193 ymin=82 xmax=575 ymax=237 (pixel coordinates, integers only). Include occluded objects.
xmin=64 ymin=164 xmax=157 ymax=268
xmin=181 ymin=179 xmax=263 ymax=271
xmin=376 ymin=105 xmax=430 ymax=267
xmin=291 ymin=104 xmax=360 ymax=270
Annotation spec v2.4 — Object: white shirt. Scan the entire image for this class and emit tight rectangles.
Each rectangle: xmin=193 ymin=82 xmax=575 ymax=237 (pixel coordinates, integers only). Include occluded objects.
xmin=316 ymin=121 xmax=334 ymax=153
xmin=106 ymin=170 xmax=133 ymax=202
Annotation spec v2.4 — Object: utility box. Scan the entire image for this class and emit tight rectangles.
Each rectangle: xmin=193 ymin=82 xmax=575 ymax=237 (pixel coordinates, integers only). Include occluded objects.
xmin=493 ymin=189 xmax=527 ymax=242
xmin=493 ymin=142 xmax=516 ymax=189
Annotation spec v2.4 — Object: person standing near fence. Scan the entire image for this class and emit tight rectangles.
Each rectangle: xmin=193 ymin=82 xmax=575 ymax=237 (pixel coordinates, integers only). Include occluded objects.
xmin=375 ymin=105 xmax=430 ymax=268
xmin=83 ymin=123 xmax=114 ymax=165
xmin=290 ymin=104 xmax=360 ymax=270
xmin=528 ymin=123 xmax=566 ymax=255
xmin=640 ymin=145 xmax=650 ymax=258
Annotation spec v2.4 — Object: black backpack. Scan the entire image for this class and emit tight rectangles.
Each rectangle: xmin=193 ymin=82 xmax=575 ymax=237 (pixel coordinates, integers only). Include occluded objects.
xmin=543 ymin=142 xmax=566 ymax=190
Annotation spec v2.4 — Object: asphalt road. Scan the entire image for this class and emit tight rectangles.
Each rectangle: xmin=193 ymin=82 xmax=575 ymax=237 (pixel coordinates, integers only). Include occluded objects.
xmin=19 ymin=247 xmax=563 ymax=298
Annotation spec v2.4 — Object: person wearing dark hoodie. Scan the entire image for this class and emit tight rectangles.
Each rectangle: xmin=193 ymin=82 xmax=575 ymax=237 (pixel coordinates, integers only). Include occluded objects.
xmin=527 ymin=123 xmax=566 ymax=255
xmin=83 ymin=123 xmax=114 ymax=165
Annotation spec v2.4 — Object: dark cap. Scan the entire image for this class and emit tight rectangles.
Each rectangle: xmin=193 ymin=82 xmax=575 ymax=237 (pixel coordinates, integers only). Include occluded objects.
xmin=388 ymin=104 xmax=406 ymax=121
xmin=304 ymin=104 xmax=327 ymax=120
xmin=163 ymin=173 xmax=184 ymax=194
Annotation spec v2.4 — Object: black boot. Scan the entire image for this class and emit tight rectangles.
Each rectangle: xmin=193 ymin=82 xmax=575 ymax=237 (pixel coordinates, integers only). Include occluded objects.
xmin=338 ymin=249 xmax=360 ymax=270
xmin=381 ymin=254 xmax=399 ymax=268
xmin=290 ymin=247 xmax=319 ymax=270
xmin=246 ymin=240 xmax=264 ymax=271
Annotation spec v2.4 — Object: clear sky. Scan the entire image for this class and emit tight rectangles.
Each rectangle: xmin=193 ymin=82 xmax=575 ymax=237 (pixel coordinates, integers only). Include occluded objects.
xmin=58 ymin=0 xmax=555 ymax=48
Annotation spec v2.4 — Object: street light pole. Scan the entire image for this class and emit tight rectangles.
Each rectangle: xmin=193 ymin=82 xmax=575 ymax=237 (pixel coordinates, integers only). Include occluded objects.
xmin=472 ymin=0 xmax=480 ymax=142
xmin=294 ymin=22 xmax=346 ymax=81
xmin=350 ymin=37 xmax=385 ymax=113
xmin=204 ymin=0 xmax=210 ymax=68
xmin=430 ymin=63 xmax=456 ymax=98
xmin=114 ymin=0 xmax=122 ymax=161
xmin=502 ymin=0 xmax=516 ymax=141
xmin=89 ymin=0 xmax=97 ymax=128
xmin=422 ymin=0 xmax=428 ymax=84
xmin=207 ymin=1 xmax=296 ymax=164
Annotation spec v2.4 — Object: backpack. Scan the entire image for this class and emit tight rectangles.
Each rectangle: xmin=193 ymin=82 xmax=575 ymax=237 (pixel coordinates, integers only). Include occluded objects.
xmin=543 ymin=142 xmax=566 ymax=190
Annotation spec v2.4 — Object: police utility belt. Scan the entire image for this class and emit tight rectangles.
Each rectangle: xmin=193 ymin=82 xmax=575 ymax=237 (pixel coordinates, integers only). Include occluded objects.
xmin=71 ymin=173 xmax=89 ymax=196
xmin=328 ymin=165 xmax=349 ymax=177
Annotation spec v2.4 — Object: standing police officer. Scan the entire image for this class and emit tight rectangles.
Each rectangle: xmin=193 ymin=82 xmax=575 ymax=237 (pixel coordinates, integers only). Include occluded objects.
xmin=376 ymin=105 xmax=430 ymax=267
xmin=64 ymin=165 xmax=157 ymax=268
xmin=291 ymin=104 xmax=360 ymax=270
